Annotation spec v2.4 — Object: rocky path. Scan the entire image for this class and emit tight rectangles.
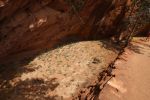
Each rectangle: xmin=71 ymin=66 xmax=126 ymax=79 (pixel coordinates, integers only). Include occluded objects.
xmin=99 ymin=38 xmax=150 ymax=100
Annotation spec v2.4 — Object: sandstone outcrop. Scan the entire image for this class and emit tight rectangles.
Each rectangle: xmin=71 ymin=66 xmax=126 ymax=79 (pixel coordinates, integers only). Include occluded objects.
xmin=0 ymin=0 xmax=129 ymax=60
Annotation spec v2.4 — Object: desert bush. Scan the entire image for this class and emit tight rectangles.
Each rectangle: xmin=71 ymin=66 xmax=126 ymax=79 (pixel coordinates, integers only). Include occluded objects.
xmin=121 ymin=0 xmax=150 ymax=45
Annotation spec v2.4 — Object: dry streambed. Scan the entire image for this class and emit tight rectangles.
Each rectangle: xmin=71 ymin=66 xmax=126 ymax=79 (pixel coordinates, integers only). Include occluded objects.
xmin=0 ymin=41 xmax=118 ymax=100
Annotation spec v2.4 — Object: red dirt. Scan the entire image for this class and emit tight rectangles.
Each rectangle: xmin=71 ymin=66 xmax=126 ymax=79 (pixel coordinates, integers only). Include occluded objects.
xmin=99 ymin=38 xmax=150 ymax=100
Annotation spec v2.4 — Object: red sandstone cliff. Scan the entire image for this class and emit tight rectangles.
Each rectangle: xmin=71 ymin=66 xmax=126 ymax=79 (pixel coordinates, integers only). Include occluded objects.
xmin=0 ymin=0 xmax=129 ymax=60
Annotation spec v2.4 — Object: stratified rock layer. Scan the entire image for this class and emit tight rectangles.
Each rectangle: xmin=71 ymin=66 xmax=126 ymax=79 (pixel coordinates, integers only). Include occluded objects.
xmin=0 ymin=0 xmax=128 ymax=59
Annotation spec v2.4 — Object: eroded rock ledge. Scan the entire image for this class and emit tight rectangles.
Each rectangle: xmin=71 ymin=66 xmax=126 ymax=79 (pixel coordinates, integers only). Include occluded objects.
xmin=0 ymin=0 xmax=129 ymax=60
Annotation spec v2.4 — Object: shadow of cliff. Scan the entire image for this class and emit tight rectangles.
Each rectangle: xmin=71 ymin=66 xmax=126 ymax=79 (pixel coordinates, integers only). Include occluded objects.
xmin=0 ymin=78 xmax=60 ymax=100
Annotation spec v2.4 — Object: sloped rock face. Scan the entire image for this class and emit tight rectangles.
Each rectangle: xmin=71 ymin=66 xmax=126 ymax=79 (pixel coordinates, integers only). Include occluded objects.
xmin=0 ymin=0 xmax=129 ymax=60
xmin=0 ymin=41 xmax=119 ymax=100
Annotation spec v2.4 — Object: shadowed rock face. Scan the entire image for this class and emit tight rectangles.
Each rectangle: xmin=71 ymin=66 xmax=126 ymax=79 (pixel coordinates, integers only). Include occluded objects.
xmin=0 ymin=0 xmax=128 ymax=59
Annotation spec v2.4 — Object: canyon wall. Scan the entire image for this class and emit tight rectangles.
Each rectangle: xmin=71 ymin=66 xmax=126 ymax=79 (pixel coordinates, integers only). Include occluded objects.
xmin=0 ymin=0 xmax=129 ymax=60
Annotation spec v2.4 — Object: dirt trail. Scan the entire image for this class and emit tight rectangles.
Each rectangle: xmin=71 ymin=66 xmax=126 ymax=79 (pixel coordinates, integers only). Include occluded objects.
xmin=99 ymin=38 xmax=150 ymax=100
